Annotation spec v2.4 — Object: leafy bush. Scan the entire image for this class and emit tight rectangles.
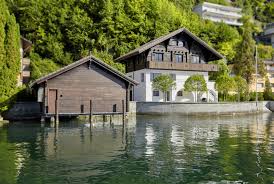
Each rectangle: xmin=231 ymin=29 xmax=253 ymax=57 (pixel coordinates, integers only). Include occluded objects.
xmin=249 ymin=92 xmax=264 ymax=101
xmin=30 ymin=53 xmax=60 ymax=81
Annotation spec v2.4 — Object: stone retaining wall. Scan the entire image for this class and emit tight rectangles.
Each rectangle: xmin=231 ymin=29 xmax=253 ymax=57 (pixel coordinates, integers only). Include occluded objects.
xmin=130 ymin=101 xmax=273 ymax=115
xmin=4 ymin=102 xmax=41 ymax=120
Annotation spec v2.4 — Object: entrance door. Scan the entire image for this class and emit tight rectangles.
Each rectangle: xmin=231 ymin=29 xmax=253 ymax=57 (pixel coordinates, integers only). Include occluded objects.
xmin=166 ymin=91 xmax=171 ymax=102
xmin=48 ymin=89 xmax=57 ymax=113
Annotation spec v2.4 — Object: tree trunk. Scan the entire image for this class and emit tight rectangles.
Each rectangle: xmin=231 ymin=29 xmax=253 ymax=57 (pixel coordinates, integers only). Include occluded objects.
xmin=238 ymin=89 xmax=240 ymax=102
xmin=195 ymin=90 xmax=198 ymax=103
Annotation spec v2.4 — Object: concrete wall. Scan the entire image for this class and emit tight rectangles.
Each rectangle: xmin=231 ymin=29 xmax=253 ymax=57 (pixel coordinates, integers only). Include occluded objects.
xmin=131 ymin=101 xmax=272 ymax=115
xmin=4 ymin=101 xmax=274 ymax=121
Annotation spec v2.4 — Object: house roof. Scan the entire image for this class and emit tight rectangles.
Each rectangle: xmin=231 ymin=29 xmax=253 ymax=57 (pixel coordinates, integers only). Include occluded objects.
xmin=115 ymin=28 xmax=224 ymax=62
xmin=20 ymin=37 xmax=32 ymax=52
xmin=30 ymin=55 xmax=138 ymax=88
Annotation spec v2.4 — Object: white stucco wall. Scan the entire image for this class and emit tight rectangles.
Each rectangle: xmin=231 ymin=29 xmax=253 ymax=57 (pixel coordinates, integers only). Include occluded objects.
xmin=127 ymin=69 xmax=217 ymax=102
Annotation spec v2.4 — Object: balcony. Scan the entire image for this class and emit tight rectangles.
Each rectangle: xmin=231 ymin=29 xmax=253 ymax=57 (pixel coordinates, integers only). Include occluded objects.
xmin=22 ymin=71 xmax=30 ymax=77
xmin=202 ymin=12 xmax=243 ymax=26
xmin=22 ymin=58 xmax=30 ymax=65
xmin=203 ymin=8 xmax=242 ymax=19
xmin=148 ymin=61 xmax=218 ymax=72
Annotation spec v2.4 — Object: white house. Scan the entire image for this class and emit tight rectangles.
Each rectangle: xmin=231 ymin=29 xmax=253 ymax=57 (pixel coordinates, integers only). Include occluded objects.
xmin=193 ymin=2 xmax=243 ymax=26
xmin=115 ymin=28 xmax=224 ymax=102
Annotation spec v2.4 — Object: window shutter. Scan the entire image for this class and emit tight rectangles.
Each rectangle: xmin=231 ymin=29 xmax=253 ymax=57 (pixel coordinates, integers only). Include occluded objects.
xmin=152 ymin=53 xmax=155 ymax=61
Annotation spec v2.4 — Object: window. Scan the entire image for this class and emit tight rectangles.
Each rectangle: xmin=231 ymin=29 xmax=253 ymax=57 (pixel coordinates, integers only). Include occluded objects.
xmin=178 ymin=41 xmax=184 ymax=47
xmin=257 ymin=83 xmax=264 ymax=88
xmin=153 ymin=90 xmax=160 ymax=96
xmin=177 ymin=90 xmax=183 ymax=96
xmin=175 ymin=54 xmax=183 ymax=63
xmin=154 ymin=53 xmax=163 ymax=62
xmin=191 ymin=55 xmax=200 ymax=64
xmin=22 ymin=64 xmax=30 ymax=71
xmin=141 ymin=73 xmax=145 ymax=82
xmin=170 ymin=39 xmax=177 ymax=46
xmin=170 ymin=74 xmax=176 ymax=80
xmin=150 ymin=73 xmax=161 ymax=82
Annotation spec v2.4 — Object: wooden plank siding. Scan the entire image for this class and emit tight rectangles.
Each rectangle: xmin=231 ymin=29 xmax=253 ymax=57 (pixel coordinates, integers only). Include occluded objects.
xmin=148 ymin=61 xmax=218 ymax=72
xmin=45 ymin=62 xmax=128 ymax=114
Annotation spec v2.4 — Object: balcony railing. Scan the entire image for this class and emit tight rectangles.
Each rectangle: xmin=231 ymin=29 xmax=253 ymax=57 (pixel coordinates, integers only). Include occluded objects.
xmin=22 ymin=58 xmax=30 ymax=65
xmin=203 ymin=8 xmax=242 ymax=18
xmin=22 ymin=71 xmax=30 ymax=77
xmin=148 ymin=61 xmax=218 ymax=72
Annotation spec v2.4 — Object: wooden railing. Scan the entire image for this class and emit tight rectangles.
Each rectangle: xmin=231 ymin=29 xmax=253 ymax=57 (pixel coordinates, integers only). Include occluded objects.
xmin=22 ymin=71 xmax=30 ymax=77
xmin=148 ymin=61 xmax=218 ymax=72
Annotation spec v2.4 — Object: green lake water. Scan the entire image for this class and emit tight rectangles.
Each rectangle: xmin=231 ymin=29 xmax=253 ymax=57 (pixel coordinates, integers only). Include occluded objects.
xmin=0 ymin=114 xmax=273 ymax=184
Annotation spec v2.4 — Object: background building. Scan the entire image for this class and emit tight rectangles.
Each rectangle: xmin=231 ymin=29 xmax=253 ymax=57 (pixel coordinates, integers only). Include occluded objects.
xmin=250 ymin=59 xmax=274 ymax=92
xmin=193 ymin=2 xmax=243 ymax=26
xmin=258 ymin=23 xmax=274 ymax=48
xmin=18 ymin=37 xmax=32 ymax=86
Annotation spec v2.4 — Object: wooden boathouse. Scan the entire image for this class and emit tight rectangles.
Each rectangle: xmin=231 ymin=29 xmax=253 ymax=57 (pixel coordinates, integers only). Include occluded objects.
xmin=30 ymin=55 xmax=138 ymax=121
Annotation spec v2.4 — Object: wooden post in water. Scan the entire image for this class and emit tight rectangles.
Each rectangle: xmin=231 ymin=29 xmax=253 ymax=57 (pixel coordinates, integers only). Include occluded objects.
xmin=122 ymin=99 xmax=125 ymax=127
xmin=89 ymin=99 xmax=93 ymax=124
xmin=55 ymin=98 xmax=59 ymax=124
xmin=110 ymin=114 xmax=112 ymax=125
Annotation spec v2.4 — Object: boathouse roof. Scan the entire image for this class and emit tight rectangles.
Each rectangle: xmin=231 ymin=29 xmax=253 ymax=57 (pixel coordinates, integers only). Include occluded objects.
xmin=115 ymin=28 xmax=224 ymax=62
xmin=30 ymin=55 xmax=138 ymax=87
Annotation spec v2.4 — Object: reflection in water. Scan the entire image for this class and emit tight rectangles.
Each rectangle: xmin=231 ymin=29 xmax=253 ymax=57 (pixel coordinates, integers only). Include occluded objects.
xmin=145 ymin=125 xmax=155 ymax=156
xmin=0 ymin=114 xmax=273 ymax=184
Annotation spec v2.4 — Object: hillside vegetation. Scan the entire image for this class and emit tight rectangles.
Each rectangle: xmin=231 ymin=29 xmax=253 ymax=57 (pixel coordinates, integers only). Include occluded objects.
xmin=0 ymin=0 xmax=274 ymax=111
xmin=4 ymin=0 xmax=265 ymax=75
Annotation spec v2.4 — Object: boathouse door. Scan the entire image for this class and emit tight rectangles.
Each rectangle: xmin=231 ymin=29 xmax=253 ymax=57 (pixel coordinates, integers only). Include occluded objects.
xmin=48 ymin=89 xmax=57 ymax=114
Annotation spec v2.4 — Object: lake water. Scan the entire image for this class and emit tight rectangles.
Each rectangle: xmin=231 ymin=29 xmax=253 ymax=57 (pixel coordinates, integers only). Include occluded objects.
xmin=0 ymin=114 xmax=273 ymax=184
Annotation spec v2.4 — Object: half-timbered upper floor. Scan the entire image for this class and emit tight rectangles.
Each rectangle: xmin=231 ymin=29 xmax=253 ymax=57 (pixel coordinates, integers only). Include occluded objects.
xmin=115 ymin=28 xmax=224 ymax=73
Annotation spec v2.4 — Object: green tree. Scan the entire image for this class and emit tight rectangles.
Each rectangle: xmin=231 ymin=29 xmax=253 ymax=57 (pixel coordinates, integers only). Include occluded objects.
xmin=258 ymin=44 xmax=274 ymax=60
xmin=215 ymin=74 xmax=235 ymax=101
xmin=184 ymin=74 xmax=207 ymax=102
xmin=233 ymin=17 xmax=255 ymax=84
xmin=0 ymin=0 xmax=20 ymax=114
xmin=233 ymin=75 xmax=248 ymax=102
xmin=263 ymin=77 xmax=273 ymax=100
xmin=29 ymin=53 xmax=60 ymax=81
xmin=209 ymin=59 xmax=230 ymax=80
xmin=152 ymin=74 xmax=176 ymax=102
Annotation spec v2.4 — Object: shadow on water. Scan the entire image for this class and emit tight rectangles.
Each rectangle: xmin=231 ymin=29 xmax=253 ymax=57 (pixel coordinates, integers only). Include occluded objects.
xmin=0 ymin=114 xmax=273 ymax=184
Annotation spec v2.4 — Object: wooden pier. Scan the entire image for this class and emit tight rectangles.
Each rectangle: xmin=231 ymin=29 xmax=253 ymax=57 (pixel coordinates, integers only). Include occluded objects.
xmin=42 ymin=99 xmax=127 ymax=125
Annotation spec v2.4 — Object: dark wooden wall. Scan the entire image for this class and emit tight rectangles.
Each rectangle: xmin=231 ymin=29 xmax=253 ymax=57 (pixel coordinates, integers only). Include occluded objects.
xmin=44 ymin=62 xmax=128 ymax=114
